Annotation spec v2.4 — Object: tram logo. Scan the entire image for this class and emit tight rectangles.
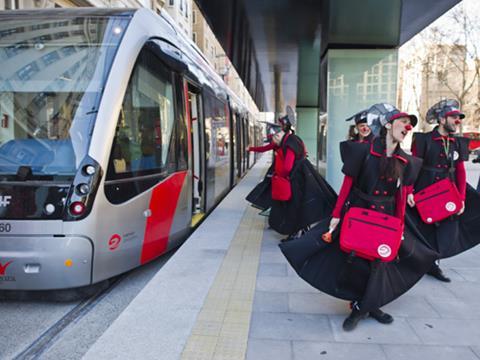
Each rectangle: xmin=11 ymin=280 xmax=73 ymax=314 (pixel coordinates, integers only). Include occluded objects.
xmin=108 ymin=234 xmax=122 ymax=251
xmin=0 ymin=196 xmax=12 ymax=207
xmin=0 ymin=261 xmax=12 ymax=276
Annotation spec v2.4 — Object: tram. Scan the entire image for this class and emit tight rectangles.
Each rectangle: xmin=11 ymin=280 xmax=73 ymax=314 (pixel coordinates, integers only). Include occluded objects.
xmin=0 ymin=8 xmax=262 ymax=290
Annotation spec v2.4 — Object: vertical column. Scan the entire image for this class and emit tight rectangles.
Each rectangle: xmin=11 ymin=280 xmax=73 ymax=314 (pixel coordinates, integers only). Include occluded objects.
xmin=325 ymin=49 xmax=398 ymax=191
xmin=273 ymin=65 xmax=283 ymax=121
xmin=296 ymin=41 xmax=321 ymax=165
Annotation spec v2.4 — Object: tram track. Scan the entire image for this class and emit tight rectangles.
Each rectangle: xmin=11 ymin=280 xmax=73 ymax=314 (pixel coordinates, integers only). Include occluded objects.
xmin=12 ymin=275 xmax=126 ymax=360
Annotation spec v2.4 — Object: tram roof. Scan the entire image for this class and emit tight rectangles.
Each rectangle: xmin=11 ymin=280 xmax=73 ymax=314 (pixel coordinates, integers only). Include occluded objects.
xmin=0 ymin=8 xmax=136 ymax=19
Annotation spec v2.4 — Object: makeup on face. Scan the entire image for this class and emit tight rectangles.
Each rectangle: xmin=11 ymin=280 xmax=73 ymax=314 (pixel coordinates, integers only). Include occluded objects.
xmin=391 ymin=117 xmax=412 ymax=142
xmin=357 ymin=123 xmax=371 ymax=137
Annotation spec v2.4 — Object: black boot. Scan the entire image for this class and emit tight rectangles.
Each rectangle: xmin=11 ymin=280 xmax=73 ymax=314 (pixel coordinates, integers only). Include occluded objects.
xmin=369 ymin=308 xmax=394 ymax=324
xmin=343 ymin=304 xmax=366 ymax=331
xmin=427 ymin=263 xmax=451 ymax=282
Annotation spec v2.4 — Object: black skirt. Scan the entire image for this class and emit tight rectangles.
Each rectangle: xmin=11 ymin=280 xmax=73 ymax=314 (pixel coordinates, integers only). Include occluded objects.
xmin=406 ymin=185 xmax=480 ymax=258
xmin=279 ymin=215 xmax=437 ymax=312
xmin=268 ymin=159 xmax=337 ymax=235
xmin=245 ymin=165 xmax=273 ymax=211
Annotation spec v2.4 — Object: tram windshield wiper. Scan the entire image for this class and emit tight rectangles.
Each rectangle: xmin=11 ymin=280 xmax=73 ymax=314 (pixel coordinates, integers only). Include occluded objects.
xmin=16 ymin=166 xmax=33 ymax=181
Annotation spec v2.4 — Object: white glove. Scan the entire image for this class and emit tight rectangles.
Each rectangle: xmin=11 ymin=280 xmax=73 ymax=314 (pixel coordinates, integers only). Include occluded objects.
xmin=407 ymin=193 xmax=415 ymax=208
xmin=329 ymin=217 xmax=340 ymax=232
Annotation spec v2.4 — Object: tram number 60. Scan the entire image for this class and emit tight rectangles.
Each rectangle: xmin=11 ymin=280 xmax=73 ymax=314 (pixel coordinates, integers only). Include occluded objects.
xmin=0 ymin=223 xmax=12 ymax=233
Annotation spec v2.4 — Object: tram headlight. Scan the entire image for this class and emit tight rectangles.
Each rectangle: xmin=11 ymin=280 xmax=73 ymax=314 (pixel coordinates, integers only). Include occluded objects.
xmin=84 ymin=165 xmax=96 ymax=176
xmin=77 ymin=183 xmax=90 ymax=195
xmin=69 ymin=201 xmax=86 ymax=216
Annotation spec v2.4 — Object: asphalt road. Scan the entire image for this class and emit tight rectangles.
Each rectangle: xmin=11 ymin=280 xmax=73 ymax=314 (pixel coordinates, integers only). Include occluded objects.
xmin=0 ymin=252 xmax=173 ymax=360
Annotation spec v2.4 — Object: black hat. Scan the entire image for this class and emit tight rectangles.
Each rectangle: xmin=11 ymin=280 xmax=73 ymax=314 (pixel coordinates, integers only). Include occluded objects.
xmin=426 ymin=99 xmax=465 ymax=124
xmin=363 ymin=103 xmax=417 ymax=136
xmin=278 ymin=105 xmax=296 ymax=128
xmin=346 ymin=110 xmax=368 ymax=124
xmin=385 ymin=109 xmax=418 ymax=128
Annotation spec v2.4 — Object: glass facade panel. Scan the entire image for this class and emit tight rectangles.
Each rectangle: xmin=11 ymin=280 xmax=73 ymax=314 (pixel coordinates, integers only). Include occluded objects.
xmin=325 ymin=49 xmax=398 ymax=191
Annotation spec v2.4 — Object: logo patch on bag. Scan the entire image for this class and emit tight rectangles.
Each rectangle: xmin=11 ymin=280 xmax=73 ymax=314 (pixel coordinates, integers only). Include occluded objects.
xmin=445 ymin=202 xmax=457 ymax=212
xmin=453 ymin=151 xmax=459 ymax=161
xmin=377 ymin=244 xmax=392 ymax=258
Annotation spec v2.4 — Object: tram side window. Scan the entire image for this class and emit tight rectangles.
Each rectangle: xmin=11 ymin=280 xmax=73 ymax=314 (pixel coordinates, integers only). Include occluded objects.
xmin=106 ymin=48 xmax=177 ymax=180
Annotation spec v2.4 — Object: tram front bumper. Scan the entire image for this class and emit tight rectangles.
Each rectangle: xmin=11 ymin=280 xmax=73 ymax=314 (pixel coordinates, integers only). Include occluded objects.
xmin=0 ymin=236 xmax=93 ymax=290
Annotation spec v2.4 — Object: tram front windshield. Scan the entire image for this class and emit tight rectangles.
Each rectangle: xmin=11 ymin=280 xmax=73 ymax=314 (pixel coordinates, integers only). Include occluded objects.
xmin=0 ymin=15 xmax=129 ymax=178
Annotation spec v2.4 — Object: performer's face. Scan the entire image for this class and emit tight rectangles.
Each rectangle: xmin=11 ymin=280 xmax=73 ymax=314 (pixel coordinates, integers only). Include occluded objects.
xmin=356 ymin=123 xmax=371 ymax=138
xmin=442 ymin=115 xmax=461 ymax=133
xmin=272 ymin=130 xmax=285 ymax=145
xmin=391 ymin=117 xmax=412 ymax=142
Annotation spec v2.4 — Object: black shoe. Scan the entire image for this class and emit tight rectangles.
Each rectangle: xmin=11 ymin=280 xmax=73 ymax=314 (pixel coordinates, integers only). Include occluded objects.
xmin=427 ymin=264 xmax=451 ymax=283
xmin=369 ymin=308 xmax=394 ymax=324
xmin=342 ymin=308 xmax=366 ymax=331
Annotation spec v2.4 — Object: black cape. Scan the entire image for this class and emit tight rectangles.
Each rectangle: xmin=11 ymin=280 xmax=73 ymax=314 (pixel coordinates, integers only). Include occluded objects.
xmin=279 ymin=216 xmax=437 ymax=312
xmin=268 ymin=158 xmax=337 ymax=235
xmin=245 ymin=164 xmax=273 ymax=211
xmin=406 ymin=185 xmax=480 ymax=258
xmin=280 ymin=139 xmax=437 ymax=312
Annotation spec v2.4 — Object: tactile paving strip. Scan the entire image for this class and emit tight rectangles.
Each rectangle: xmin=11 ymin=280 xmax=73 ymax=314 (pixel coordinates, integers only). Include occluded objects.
xmin=181 ymin=205 xmax=265 ymax=360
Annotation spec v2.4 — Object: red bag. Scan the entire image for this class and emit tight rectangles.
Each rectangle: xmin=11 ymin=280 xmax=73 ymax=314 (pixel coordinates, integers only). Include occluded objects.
xmin=414 ymin=178 xmax=462 ymax=224
xmin=340 ymin=207 xmax=403 ymax=262
xmin=271 ymin=175 xmax=291 ymax=201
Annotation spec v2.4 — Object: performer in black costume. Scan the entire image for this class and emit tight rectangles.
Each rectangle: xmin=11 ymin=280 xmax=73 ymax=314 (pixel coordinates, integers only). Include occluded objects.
xmin=245 ymin=124 xmax=281 ymax=211
xmin=280 ymin=105 xmax=437 ymax=331
xmin=407 ymin=99 xmax=480 ymax=282
xmin=247 ymin=107 xmax=337 ymax=239
xmin=346 ymin=109 xmax=374 ymax=144
xmin=246 ymin=107 xmax=299 ymax=211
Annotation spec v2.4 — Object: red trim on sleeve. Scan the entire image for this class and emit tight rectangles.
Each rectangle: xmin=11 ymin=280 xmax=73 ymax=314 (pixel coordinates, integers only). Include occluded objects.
xmin=405 ymin=184 xmax=414 ymax=196
xmin=455 ymin=161 xmax=467 ymax=200
xmin=332 ymin=175 xmax=353 ymax=218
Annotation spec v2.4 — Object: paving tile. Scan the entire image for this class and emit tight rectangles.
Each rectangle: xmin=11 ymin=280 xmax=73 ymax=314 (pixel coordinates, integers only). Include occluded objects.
xmin=246 ymin=339 xmax=293 ymax=360
xmin=293 ymin=341 xmax=386 ymax=360
xmin=258 ymin=263 xmax=288 ymax=277
xmin=444 ymin=281 xmax=480 ymax=303
xmin=256 ymin=276 xmax=318 ymax=293
xmin=407 ymin=318 xmax=480 ymax=346
xmin=426 ymin=297 xmax=480 ymax=319
xmin=329 ymin=315 xmax=422 ymax=344
xmin=405 ymin=277 xmax=456 ymax=300
xmin=381 ymin=295 xmax=440 ymax=318
xmin=260 ymin=250 xmax=287 ymax=264
xmin=249 ymin=312 xmax=333 ymax=342
xmin=451 ymin=268 xmax=480 ymax=282
xmin=471 ymin=346 xmax=480 ymax=358
xmin=253 ymin=291 xmax=289 ymax=313
xmin=288 ymin=293 xmax=348 ymax=315
xmin=442 ymin=251 xmax=480 ymax=268
xmin=382 ymin=344 xmax=479 ymax=360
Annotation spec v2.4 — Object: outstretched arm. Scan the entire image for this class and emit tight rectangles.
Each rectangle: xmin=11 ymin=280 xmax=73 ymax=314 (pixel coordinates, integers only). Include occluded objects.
xmin=248 ymin=142 xmax=276 ymax=153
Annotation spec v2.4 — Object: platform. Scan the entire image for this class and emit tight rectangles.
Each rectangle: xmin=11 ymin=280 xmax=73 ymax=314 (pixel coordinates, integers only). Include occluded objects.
xmin=84 ymin=157 xmax=480 ymax=360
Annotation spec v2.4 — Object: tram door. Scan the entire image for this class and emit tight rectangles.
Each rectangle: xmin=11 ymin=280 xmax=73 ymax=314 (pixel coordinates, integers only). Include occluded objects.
xmin=188 ymin=85 xmax=205 ymax=227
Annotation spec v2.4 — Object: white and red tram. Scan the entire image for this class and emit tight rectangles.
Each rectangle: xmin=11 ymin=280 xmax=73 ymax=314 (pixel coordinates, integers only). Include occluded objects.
xmin=0 ymin=8 xmax=262 ymax=290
